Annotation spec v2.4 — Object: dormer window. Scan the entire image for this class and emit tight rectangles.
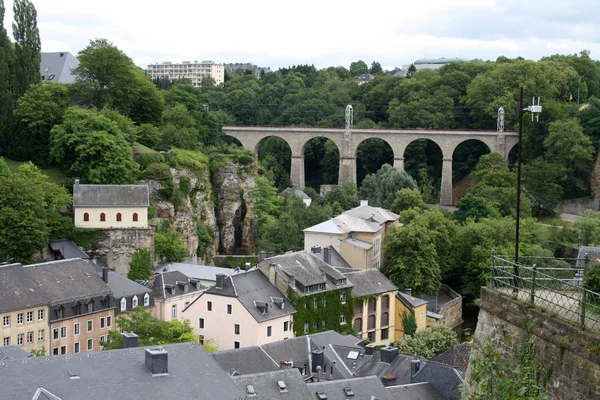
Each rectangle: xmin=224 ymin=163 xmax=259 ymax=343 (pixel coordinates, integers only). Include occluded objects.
xmin=144 ymin=293 xmax=150 ymax=306
xmin=132 ymin=295 xmax=138 ymax=308
xmin=120 ymin=297 xmax=127 ymax=312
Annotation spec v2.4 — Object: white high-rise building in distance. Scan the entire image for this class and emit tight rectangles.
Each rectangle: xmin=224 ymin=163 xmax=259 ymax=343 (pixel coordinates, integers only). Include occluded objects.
xmin=146 ymin=60 xmax=224 ymax=87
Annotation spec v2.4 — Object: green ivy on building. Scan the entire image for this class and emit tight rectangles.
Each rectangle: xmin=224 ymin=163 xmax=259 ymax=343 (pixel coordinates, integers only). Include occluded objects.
xmin=287 ymin=287 xmax=355 ymax=336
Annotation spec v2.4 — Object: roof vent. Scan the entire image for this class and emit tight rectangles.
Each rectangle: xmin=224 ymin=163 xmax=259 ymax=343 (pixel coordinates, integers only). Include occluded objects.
xmin=246 ymin=384 xmax=256 ymax=396
xmin=277 ymin=380 xmax=287 ymax=392
xmin=68 ymin=371 xmax=80 ymax=380
xmin=317 ymin=392 xmax=327 ymax=400
xmin=344 ymin=387 xmax=355 ymax=396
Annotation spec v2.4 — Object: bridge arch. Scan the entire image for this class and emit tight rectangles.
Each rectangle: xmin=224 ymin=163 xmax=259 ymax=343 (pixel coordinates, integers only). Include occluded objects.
xmin=403 ymin=138 xmax=444 ymax=203
xmin=255 ymin=136 xmax=293 ymax=190
xmin=355 ymin=138 xmax=394 ymax=187
xmin=452 ymin=139 xmax=491 ymax=204
xmin=302 ymin=136 xmax=341 ymax=190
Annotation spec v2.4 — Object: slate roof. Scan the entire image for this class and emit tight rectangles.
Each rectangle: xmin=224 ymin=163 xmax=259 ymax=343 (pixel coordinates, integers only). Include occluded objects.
xmin=149 ymin=270 xmax=205 ymax=300
xmin=233 ymin=369 xmax=312 ymax=400
xmin=341 ymin=237 xmax=373 ymax=250
xmin=397 ymin=292 xmax=428 ymax=309
xmin=157 ymin=262 xmax=241 ymax=282
xmin=73 ymin=182 xmax=150 ymax=207
xmin=40 ymin=52 xmax=79 ymax=83
xmin=49 ymin=239 xmax=89 ymax=260
xmin=212 ymin=346 xmax=279 ymax=375
xmin=310 ymin=247 xmax=353 ymax=269
xmin=386 ymin=382 xmax=445 ymax=400
xmin=259 ymin=251 xmax=353 ymax=296
xmin=412 ymin=360 xmax=464 ymax=400
xmin=308 ymin=375 xmax=395 ymax=400
xmin=355 ymin=351 xmax=416 ymax=384
xmin=345 ymin=204 xmax=399 ymax=224
xmin=339 ymin=269 xmax=397 ymax=298
xmin=0 ymin=343 xmax=247 ymax=400
xmin=278 ymin=187 xmax=311 ymax=200
xmin=0 ymin=259 xmax=111 ymax=313
xmin=203 ymin=269 xmax=296 ymax=323
xmin=431 ymin=343 xmax=472 ymax=378
xmin=0 ymin=346 xmax=32 ymax=361
xmin=104 ymin=270 xmax=152 ymax=299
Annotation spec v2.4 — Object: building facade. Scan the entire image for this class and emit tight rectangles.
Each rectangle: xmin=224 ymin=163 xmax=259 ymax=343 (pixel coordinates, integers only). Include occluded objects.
xmin=394 ymin=290 xmax=428 ymax=341
xmin=73 ymin=180 xmax=150 ymax=229
xmin=149 ymin=270 xmax=205 ymax=322
xmin=146 ymin=60 xmax=224 ymax=87
xmin=183 ymin=270 xmax=295 ymax=351
xmin=1 ymin=304 xmax=49 ymax=354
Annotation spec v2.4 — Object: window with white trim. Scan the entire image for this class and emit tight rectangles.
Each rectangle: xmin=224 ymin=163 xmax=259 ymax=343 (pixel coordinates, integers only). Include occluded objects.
xmin=60 ymin=326 xmax=67 ymax=338
xmin=198 ymin=318 xmax=204 ymax=329
xmin=3 ymin=337 xmax=9 ymax=346
xmin=171 ymin=305 xmax=177 ymax=319
xmin=87 ymin=320 xmax=93 ymax=332
xmin=74 ymin=323 xmax=80 ymax=335
xmin=27 ymin=311 xmax=33 ymax=323
xmin=144 ymin=293 xmax=150 ymax=306
xmin=120 ymin=297 xmax=127 ymax=312
xmin=38 ymin=329 xmax=44 ymax=341
xmin=87 ymin=338 xmax=93 ymax=351
xmin=37 ymin=309 xmax=44 ymax=321
xmin=340 ymin=314 xmax=347 ymax=325
xmin=227 ymin=304 xmax=232 ymax=314
xmin=27 ymin=331 xmax=33 ymax=344
xmin=3 ymin=316 xmax=9 ymax=327
xmin=17 ymin=313 xmax=23 ymax=324
xmin=53 ymin=328 xmax=59 ymax=340
xmin=74 ymin=342 xmax=80 ymax=353
xmin=267 ymin=326 xmax=272 ymax=337
xmin=100 ymin=317 xmax=105 ymax=329
xmin=17 ymin=333 xmax=23 ymax=345
xmin=132 ymin=295 xmax=138 ymax=308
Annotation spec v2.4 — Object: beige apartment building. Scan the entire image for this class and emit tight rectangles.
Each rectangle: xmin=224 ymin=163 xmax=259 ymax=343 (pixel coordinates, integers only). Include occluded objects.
xmin=183 ymin=270 xmax=295 ymax=351
xmin=303 ymin=201 xmax=399 ymax=270
xmin=73 ymin=181 xmax=150 ymax=229
xmin=146 ymin=60 xmax=224 ymax=87
xmin=149 ymin=270 xmax=205 ymax=322
xmin=0 ymin=259 xmax=116 ymax=356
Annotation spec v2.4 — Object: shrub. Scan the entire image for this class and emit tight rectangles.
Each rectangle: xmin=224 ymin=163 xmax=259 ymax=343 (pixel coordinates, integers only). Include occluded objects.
xmin=136 ymin=124 xmax=162 ymax=148
xmin=236 ymin=153 xmax=254 ymax=165
xmin=165 ymin=148 xmax=209 ymax=172
xmin=135 ymin=153 xmax=166 ymax=170
xmin=143 ymin=163 xmax=172 ymax=181
xmin=585 ymin=262 xmax=600 ymax=294
xmin=394 ymin=325 xmax=458 ymax=358
xmin=155 ymin=229 xmax=188 ymax=263
xmin=179 ymin=176 xmax=192 ymax=197
xmin=128 ymin=249 xmax=153 ymax=280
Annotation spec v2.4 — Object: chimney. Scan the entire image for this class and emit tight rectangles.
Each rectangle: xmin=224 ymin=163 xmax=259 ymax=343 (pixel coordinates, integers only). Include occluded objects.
xmin=279 ymin=360 xmax=292 ymax=369
xmin=267 ymin=251 xmax=275 ymax=259
xmin=404 ymin=288 xmax=412 ymax=297
xmin=268 ymin=262 xmax=277 ymax=283
xmin=365 ymin=343 xmax=376 ymax=356
xmin=215 ymin=274 xmax=225 ymax=289
xmin=102 ymin=268 xmax=109 ymax=283
xmin=259 ymin=251 xmax=266 ymax=263
xmin=122 ymin=332 xmax=138 ymax=348
xmin=323 ymin=247 xmax=331 ymax=265
xmin=311 ymin=350 xmax=324 ymax=373
xmin=381 ymin=373 xmax=397 ymax=387
xmin=74 ymin=178 xmax=80 ymax=188
xmin=410 ymin=360 xmax=421 ymax=382
xmin=360 ymin=200 xmax=368 ymax=207
xmin=311 ymin=246 xmax=322 ymax=254
xmin=145 ymin=348 xmax=168 ymax=375
xmin=381 ymin=346 xmax=398 ymax=363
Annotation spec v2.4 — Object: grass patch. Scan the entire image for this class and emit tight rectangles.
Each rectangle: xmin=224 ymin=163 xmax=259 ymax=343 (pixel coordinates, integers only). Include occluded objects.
xmin=133 ymin=142 xmax=158 ymax=154
xmin=3 ymin=157 xmax=67 ymax=186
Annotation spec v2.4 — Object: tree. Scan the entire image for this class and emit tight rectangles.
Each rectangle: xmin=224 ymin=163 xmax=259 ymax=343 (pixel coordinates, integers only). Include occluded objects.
xmin=12 ymin=83 xmax=69 ymax=164
xmin=406 ymin=64 xmax=417 ymax=78
xmin=383 ymin=224 xmax=441 ymax=295
xmin=128 ymin=249 xmax=152 ymax=280
xmin=369 ymin=61 xmax=383 ymax=75
xmin=12 ymin=0 xmax=40 ymax=98
xmin=522 ymin=159 xmax=565 ymax=217
xmin=575 ymin=210 xmax=600 ymax=246
xmin=160 ymin=103 xmax=198 ymax=149
xmin=101 ymin=307 xmax=207 ymax=350
xmin=73 ymin=39 xmax=164 ymax=124
xmin=155 ymin=229 xmax=188 ymax=263
xmin=360 ymin=164 xmax=417 ymax=209
xmin=391 ymin=188 xmax=425 ymax=214
xmin=400 ymin=310 xmax=417 ymax=336
xmin=0 ymin=0 xmax=14 ymax=130
xmin=0 ymin=158 xmax=71 ymax=263
xmin=394 ymin=325 xmax=458 ymax=358
xmin=135 ymin=123 xmax=162 ymax=148
xmin=349 ymin=60 xmax=369 ymax=76
xmin=49 ymin=107 xmax=140 ymax=184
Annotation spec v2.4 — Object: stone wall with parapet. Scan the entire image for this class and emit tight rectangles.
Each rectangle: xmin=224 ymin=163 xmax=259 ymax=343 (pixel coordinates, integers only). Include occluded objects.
xmin=87 ymin=228 xmax=154 ymax=276
xmin=465 ymin=287 xmax=600 ymax=400
xmin=438 ymin=284 xmax=463 ymax=330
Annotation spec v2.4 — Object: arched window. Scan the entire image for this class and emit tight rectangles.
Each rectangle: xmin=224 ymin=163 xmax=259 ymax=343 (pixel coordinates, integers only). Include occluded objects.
xmin=368 ymin=315 xmax=376 ymax=330
xmin=381 ymin=312 xmax=389 ymax=327
xmin=116 ymin=213 xmax=122 ymax=222
xmin=144 ymin=293 xmax=150 ymax=307
xmin=83 ymin=213 xmax=89 ymax=222
xmin=120 ymin=298 xmax=127 ymax=312
xmin=100 ymin=213 xmax=106 ymax=222
xmin=353 ymin=318 xmax=363 ymax=333
xmin=133 ymin=213 xmax=138 ymax=222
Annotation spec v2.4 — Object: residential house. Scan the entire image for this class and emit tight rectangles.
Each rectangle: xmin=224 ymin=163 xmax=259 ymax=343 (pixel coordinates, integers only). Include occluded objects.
xmin=100 ymin=269 xmax=154 ymax=316
xmin=303 ymin=201 xmax=399 ymax=269
xmin=256 ymin=251 xmax=354 ymax=336
xmin=402 ymin=57 xmax=470 ymax=72
xmin=423 ymin=284 xmax=463 ymax=332
xmin=307 ymin=375 xmax=396 ymax=400
xmin=394 ymin=290 xmax=428 ymax=341
xmin=278 ymin=187 xmax=312 ymax=207
xmin=183 ymin=269 xmax=296 ymax=350
xmin=156 ymin=262 xmax=242 ymax=287
xmin=148 ymin=270 xmax=205 ymax=322
xmin=233 ymin=369 xmax=312 ymax=399
xmin=0 ymin=259 xmax=116 ymax=356
xmin=354 ymin=73 xmax=375 ymax=85
xmin=40 ymin=52 xmax=79 ymax=83
xmin=73 ymin=180 xmax=150 ymax=229
xmin=0 ymin=342 xmax=247 ymax=400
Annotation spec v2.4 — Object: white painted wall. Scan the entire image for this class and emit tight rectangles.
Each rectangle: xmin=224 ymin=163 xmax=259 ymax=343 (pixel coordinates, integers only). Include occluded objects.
xmin=303 ymin=232 xmax=345 ymax=252
xmin=74 ymin=207 xmax=148 ymax=229
xmin=183 ymin=293 xmax=293 ymax=351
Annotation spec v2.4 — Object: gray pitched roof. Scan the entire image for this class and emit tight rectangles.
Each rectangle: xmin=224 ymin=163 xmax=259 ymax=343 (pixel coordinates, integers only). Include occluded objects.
xmin=204 ymin=269 xmax=296 ymax=323
xmin=0 ymin=259 xmax=112 ymax=313
xmin=307 ymin=375 xmax=395 ymax=400
xmin=0 ymin=343 xmax=246 ymax=400
xmin=49 ymin=239 xmax=89 ymax=260
xmin=233 ymin=368 xmax=312 ymax=400
xmin=104 ymin=271 xmax=152 ymax=299
xmin=73 ymin=182 xmax=150 ymax=207
xmin=396 ymin=292 xmax=428 ymax=309
xmin=212 ymin=346 xmax=279 ymax=375
xmin=149 ymin=270 xmax=205 ymax=300
xmin=412 ymin=360 xmax=464 ymax=400
xmin=261 ymin=336 xmax=311 ymax=368
xmin=40 ymin=52 xmax=79 ymax=83
xmin=310 ymin=247 xmax=353 ymax=269
xmin=0 ymin=346 xmax=32 ymax=361
xmin=341 ymin=269 xmax=397 ymax=297
xmin=386 ymin=382 xmax=445 ymax=400
xmin=278 ymin=187 xmax=311 ymax=200
xmin=431 ymin=343 xmax=472 ymax=378
xmin=157 ymin=262 xmax=241 ymax=282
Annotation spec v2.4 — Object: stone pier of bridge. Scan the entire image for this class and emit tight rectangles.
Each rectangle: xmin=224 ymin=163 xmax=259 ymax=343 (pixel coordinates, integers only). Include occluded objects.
xmin=223 ymin=126 xmax=519 ymax=205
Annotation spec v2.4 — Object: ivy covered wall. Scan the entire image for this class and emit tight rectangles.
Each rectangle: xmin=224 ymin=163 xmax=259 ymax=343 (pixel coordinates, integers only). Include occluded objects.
xmin=287 ymin=287 xmax=355 ymax=337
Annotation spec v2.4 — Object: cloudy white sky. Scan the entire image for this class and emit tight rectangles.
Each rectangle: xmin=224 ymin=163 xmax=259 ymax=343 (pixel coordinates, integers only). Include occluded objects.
xmin=4 ymin=0 xmax=600 ymax=70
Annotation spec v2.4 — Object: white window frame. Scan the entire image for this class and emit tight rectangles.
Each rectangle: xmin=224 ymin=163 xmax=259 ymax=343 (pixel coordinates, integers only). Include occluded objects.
xmin=144 ymin=293 xmax=150 ymax=307
xmin=120 ymin=298 xmax=127 ymax=312
xmin=87 ymin=319 xmax=93 ymax=332
xmin=53 ymin=328 xmax=59 ymax=340
xmin=17 ymin=333 xmax=23 ymax=345
xmin=340 ymin=314 xmax=347 ymax=325
xmin=234 ymin=323 xmax=240 ymax=335
xmin=3 ymin=337 xmax=9 ymax=346
xmin=132 ymin=295 xmax=138 ymax=308
xmin=283 ymin=321 xmax=289 ymax=332
xmin=27 ymin=331 xmax=33 ymax=344
xmin=74 ymin=323 xmax=80 ymax=335
xmin=60 ymin=326 xmax=67 ymax=338
xmin=3 ymin=316 xmax=9 ymax=327
xmin=38 ymin=309 xmax=44 ymax=321
xmin=234 ymin=341 xmax=240 ymax=349
xmin=340 ymin=293 xmax=347 ymax=304
xmin=171 ymin=304 xmax=177 ymax=319
xmin=27 ymin=311 xmax=33 ymax=323
xmin=38 ymin=329 xmax=44 ymax=342
xmin=17 ymin=313 xmax=23 ymax=325
xmin=207 ymin=301 xmax=212 ymax=311
xmin=226 ymin=304 xmax=232 ymax=314
xmin=100 ymin=317 xmax=105 ymax=329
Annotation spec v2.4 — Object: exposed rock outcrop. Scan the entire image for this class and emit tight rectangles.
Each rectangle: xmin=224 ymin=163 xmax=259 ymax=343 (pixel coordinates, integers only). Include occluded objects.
xmin=87 ymin=228 xmax=154 ymax=275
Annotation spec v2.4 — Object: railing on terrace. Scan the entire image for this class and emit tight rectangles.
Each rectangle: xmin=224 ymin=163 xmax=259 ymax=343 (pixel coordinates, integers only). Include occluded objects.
xmin=490 ymin=253 xmax=600 ymax=332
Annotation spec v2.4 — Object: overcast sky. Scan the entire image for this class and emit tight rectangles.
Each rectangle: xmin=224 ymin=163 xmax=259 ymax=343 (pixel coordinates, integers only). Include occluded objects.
xmin=4 ymin=0 xmax=600 ymax=70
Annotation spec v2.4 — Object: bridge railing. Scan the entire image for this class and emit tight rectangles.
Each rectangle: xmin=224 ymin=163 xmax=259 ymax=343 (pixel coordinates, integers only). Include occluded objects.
xmin=490 ymin=254 xmax=600 ymax=332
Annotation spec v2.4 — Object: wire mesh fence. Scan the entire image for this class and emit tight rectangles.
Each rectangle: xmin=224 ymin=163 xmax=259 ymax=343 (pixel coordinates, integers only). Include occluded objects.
xmin=490 ymin=253 xmax=600 ymax=332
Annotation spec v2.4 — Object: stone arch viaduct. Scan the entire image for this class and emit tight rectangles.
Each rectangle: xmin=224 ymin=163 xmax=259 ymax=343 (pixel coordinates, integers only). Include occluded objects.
xmin=223 ymin=126 xmax=519 ymax=205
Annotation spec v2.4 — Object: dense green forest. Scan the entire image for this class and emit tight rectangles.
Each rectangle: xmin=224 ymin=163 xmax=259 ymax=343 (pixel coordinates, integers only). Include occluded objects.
xmin=3 ymin=0 xmax=600 ymax=307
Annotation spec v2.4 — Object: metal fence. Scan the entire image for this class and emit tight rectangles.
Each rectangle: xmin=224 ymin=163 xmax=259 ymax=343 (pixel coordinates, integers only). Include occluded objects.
xmin=490 ymin=254 xmax=600 ymax=332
